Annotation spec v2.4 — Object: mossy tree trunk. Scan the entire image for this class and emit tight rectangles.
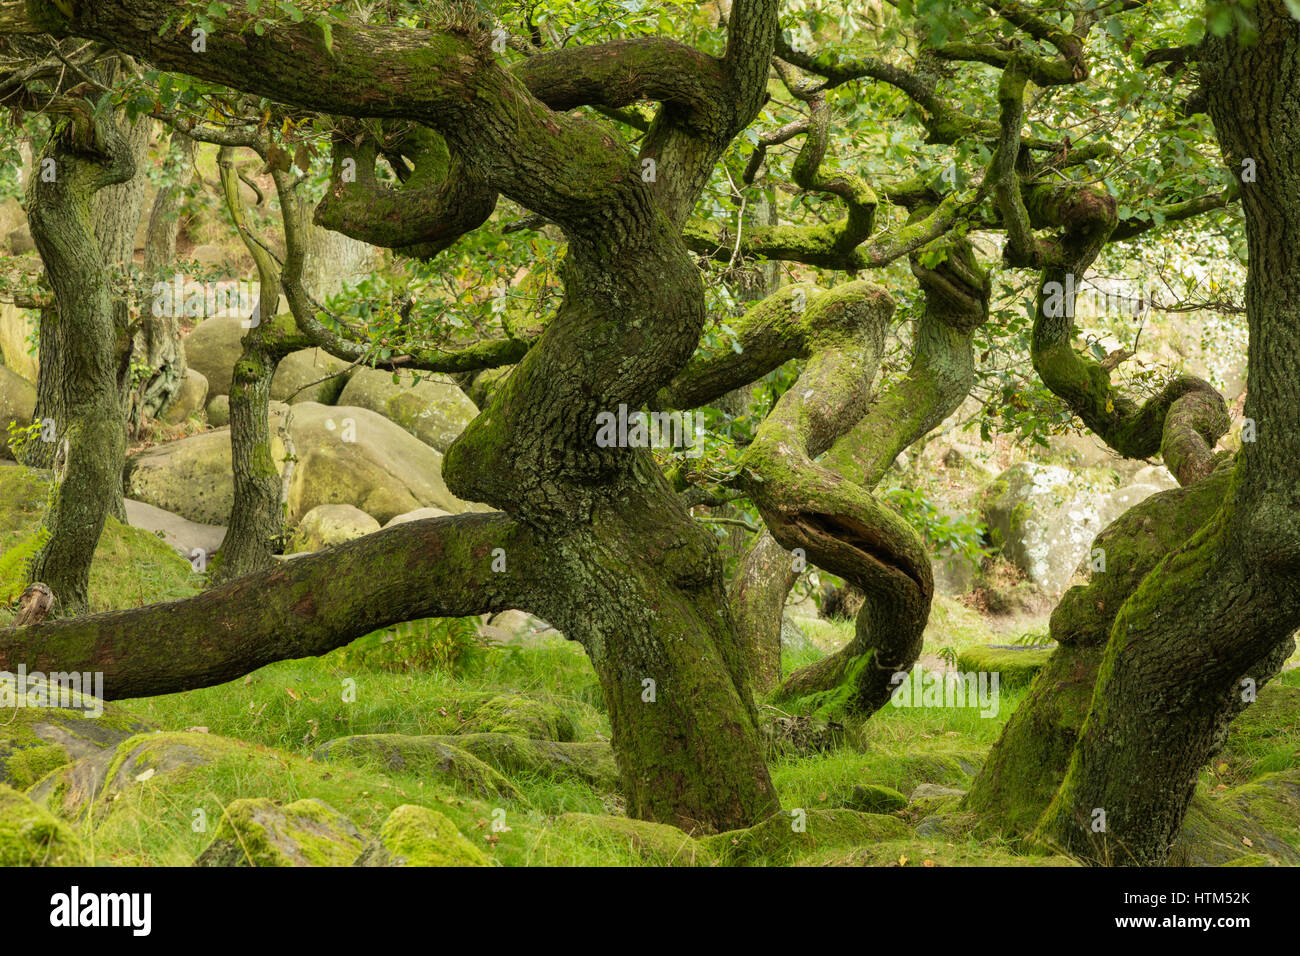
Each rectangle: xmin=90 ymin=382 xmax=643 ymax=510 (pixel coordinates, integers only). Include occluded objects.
xmin=22 ymin=106 xmax=137 ymax=615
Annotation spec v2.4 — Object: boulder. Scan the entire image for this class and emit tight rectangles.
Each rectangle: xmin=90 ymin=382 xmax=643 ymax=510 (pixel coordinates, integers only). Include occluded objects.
xmin=5 ymin=225 xmax=35 ymax=255
xmin=196 ymin=797 xmax=366 ymax=867
xmin=182 ymin=315 xmax=246 ymax=398
xmin=123 ymin=498 xmax=226 ymax=561
xmin=382 ymin=507 xmax=451 ymax=528
xmin=0 ymin=365 xmax=36 ymax=460
xmin=355 ymin=804 xmax=491 ymax=867
xmin=337 ymin=367 xmax=478 ymax=453
xmin=160 ymin=367 xmax=209 ymax=424
xmin=271 ymin=348 xmax=352 ymax=405
xmin=0 ymin=303 xmax=39 ymax=384
xmin=205 ymin=393 xmax=230 ymax=426
xmin=980 ymin=462 xmax=1163 ymax=594
xmin=124 ymin=402 xmax=476 ymax=525
xmin=288 ymin=503 xmax=380 ymax=554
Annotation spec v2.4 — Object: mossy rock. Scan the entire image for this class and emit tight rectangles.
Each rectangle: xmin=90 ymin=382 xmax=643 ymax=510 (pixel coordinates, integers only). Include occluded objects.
xmin=425 ymin=734 xmax=619 ymax=790
xmin=956 ymin=645 xmax=1054 ymax=689
xmin=0 ymin=673 xmax=152 ymax=791
xmin=554 ymin=812 xmax=715 ymax=866
xmin=29 ymin=731 xmax=244 ymax=820
xmin=1170 ymin=770 xmax=1300 ymax=866
xmin=452 ymin=693 xmax=577 ymax=742
xmin=0 ymin=784 xmax=87 ymax=865
xmin=355 ymin=804 xmax=491 ymax=867
xmin=841 ymin=783 xmax=908 ymax=814
xmin=702 ymin=808 xmax=910 ymax=866
xmin=313 ymin=734 xmax=523 ymax=801
xmin=196 ymin=797 xmax=366 ymax=867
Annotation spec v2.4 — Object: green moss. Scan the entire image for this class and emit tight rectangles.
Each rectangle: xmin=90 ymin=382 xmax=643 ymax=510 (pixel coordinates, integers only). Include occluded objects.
xmin=841 ymin=783 xmax=908 ymax=814
xmin=956 ymin=645 xmax=1054 ymax=689
xmin=357 ymin=804 xmax=491 ymax=867
xmin=1170 ymin=770 xmax=1300 ymax=865
xmin=0 ymin=784 xmax=87 ymax=865
xmin=197 ymin=797 xmax=366 ymax=867
xmin=6 ymin=744 xmax=69 ymax=791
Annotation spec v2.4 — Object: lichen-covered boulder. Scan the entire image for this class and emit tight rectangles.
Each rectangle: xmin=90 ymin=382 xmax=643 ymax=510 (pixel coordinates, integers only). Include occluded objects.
xmin=160 ymin=367 xmax=209 ymax=425
xmin=196 ymin=797 xmax=366 ymax=867
xmin=0 ymin=364 xmax=36 ymax=460
xmin=338 ymin=367 xmax=479 ymax=453
xmin=313 ymin=735 xmax=522 ymax=801
xmin=124 ymin=402 xmax=476 ymax=525
xmin=182 ymin=315 xmax=246 ymax=399
xmin=288 ymin=503 xmax=380 ymax=554
xmin=0 ymin=785 xmax=87 ymax=865
xmin=271 ymin=348 xmax=352 ymax=405
xmin=123 ymin=498 xmax=225 ymax=562
xmin=981 ymin=462 xmax=1163 ymax=594
xmin=355 ymin=804 xmax=491 ymax=867
xmin=955 ymin=645 xmax=1054 ymax=689
xmin=28 ymin=731 xmax=233 ymax=820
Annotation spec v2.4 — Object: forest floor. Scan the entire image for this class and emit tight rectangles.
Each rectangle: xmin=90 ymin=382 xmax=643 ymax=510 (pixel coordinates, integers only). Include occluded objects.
xmin=3 ymin=462 xmax=1299 ymax=866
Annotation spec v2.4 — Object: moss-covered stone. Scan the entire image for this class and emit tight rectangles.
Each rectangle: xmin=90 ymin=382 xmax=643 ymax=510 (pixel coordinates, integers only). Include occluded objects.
xmin=1170 ymin=770 xmax=1300 ymax=866
xmin=956 ymin=645 xmax=1054 ymax=688
xmin=841 ymin=783 xmax=908 ymax=814
xmin=0 ymin=784 xmax=87 ymax=865
xmin=554 ymin=812 xmax=715 ymax=866
xmin=313 ymin=734 xmax=523 ymax=801
xmin=453 ymin=693 xmax=577 ymax=742
xmin=424 ymin=733 xmax=618 ymax=790
xmin=702 ymin=808 xmax=910 ymax=865
xmin=355 ymin=804 xmax=492 ymax=867
xmin=196 ymin=797 xmax=366 ymax=866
